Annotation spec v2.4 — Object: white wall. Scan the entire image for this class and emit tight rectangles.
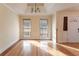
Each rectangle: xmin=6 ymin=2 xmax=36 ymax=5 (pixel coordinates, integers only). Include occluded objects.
xmin=0 ymin=4 xmax=19 ymax=54
xmin=52 ymin=13 xmax=56 ymax=44
xmin=57 ymin=11 xmax=79 ymax=43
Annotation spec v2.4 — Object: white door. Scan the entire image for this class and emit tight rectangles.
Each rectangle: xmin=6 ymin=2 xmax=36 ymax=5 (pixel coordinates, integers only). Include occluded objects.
xmin=68 ymin=16 xmax=79 ymax=43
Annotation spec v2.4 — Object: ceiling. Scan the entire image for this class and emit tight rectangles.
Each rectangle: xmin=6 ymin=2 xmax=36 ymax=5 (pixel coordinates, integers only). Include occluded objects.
xmin=3 ymin=3 xmax=79 ymax=15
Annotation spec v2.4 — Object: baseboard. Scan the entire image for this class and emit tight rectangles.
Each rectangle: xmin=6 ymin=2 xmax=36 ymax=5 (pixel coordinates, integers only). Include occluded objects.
xmin=59 ymin=42 xmax=79 ymax=44
xmin=20 ymin=39 xmax=52 ymax=40
xmin=0 ymin=39 xmax=20 ymax=56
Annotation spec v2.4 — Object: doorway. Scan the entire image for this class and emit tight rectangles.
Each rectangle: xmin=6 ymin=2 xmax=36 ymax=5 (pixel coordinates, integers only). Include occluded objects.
xmin=68 ymin=16 xmax=79 ymax=43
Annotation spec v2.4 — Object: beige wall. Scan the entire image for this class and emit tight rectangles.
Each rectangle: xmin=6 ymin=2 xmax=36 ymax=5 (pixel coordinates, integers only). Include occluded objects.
xmin=19 ymin=15 xmax=52 ymax=39
xmin=57 ymin=11 xmax=79 ymax=43
xmin=0 ymin=4 xmax=19 ymax=54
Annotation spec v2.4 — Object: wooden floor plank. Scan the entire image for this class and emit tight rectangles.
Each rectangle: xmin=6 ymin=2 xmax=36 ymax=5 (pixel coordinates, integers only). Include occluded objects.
xmin=1 ymin=40 xmax=79 ymax=56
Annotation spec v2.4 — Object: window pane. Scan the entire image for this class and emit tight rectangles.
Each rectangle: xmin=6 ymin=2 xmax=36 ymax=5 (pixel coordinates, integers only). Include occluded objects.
xmin=24 ymin=20 xmax=31 ymax=28
xmin=40 ymin=19 xmax=48 ymax=29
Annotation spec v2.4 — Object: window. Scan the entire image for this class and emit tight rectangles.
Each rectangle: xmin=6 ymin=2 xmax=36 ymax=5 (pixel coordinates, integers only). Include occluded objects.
xmin=23 ymin=19 xmax=31 ymax=39
xmin=40 ymin=19 xmax=48 ymax=39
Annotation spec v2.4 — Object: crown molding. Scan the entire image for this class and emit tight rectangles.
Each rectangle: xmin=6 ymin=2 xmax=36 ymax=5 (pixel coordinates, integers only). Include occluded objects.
xmin=2 ymin=4 xmax=18 ymax=15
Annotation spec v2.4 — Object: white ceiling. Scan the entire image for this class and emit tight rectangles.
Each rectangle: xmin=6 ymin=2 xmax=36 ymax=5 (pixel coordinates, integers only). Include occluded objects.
xmin=3 ymin=3 xmax=79 ymax=15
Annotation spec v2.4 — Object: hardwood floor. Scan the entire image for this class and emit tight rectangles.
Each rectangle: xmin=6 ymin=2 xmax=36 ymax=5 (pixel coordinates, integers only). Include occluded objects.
xmin=1 ymin=40 xmax=79 ymax=56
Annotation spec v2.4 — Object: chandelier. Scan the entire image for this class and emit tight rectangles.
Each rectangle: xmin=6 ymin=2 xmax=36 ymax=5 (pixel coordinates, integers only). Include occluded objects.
xmin=27 ymin=3 xmax=44 ymax=13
